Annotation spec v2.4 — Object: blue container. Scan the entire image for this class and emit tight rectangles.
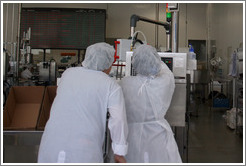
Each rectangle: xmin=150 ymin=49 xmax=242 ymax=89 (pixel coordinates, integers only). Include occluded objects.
xmin=213 ymin=98 xmax=230 ymax=108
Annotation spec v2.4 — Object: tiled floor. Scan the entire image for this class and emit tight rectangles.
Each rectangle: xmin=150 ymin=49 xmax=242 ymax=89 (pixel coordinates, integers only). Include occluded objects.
xmin=188 ymin=103 xmax=243 ymax=163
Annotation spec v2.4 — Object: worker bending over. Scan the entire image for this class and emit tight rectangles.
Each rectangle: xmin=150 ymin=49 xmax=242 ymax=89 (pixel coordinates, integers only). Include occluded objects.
xmin=38 ymin=42 xmax=128 ymax=163
xmin=119 ymin=44 xmax=182 ymax=163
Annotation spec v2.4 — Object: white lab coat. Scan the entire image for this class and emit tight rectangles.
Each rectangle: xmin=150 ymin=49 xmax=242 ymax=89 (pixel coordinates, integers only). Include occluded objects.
xmin=119 ymin=62 xmax=182 ymax=163
xmin=38 ymin=67 xmax=128 ymax=163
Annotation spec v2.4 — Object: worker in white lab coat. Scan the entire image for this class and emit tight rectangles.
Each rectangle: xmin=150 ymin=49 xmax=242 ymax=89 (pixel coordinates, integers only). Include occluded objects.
xmin=119 ymin=44 xmax=182 ymax=163
xmin=38 ymin=42 xmax=128 ymax=163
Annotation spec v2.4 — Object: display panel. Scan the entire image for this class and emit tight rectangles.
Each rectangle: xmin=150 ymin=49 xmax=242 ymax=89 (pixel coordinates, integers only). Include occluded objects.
xmin=20 ymin=8 xmax=106 ymax=49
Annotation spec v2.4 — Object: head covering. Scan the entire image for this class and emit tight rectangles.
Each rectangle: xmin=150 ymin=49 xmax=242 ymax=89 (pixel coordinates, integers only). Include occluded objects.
xmin=132 ymin=44 xmax=162 ymax=76
xmin=82 ymin=42 xmax=115 ymax=71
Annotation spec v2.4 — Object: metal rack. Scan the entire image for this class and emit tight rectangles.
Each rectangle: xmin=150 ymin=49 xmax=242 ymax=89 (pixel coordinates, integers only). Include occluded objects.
xmin=234 ymin=48 xmax=243 ymax=135
xmin=235 ymin=79 xmax=243 ymax=135
xmin=209 ymin=78 xmax=232 ymax=109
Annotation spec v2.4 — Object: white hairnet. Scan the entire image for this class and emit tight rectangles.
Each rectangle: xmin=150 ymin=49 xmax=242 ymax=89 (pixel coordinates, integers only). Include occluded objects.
xmin=132 ymin=44 xmax=162 ymax=76
xmin=82 ymin=42 xmax=115 ymax=71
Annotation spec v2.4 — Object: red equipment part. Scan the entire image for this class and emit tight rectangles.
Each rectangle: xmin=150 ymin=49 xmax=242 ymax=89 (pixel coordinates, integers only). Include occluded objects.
xmin=114 ymin=41 xmax=120 ymax=63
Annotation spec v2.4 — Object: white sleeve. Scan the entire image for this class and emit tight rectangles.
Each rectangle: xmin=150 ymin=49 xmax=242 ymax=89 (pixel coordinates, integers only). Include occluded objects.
xmin=107 ymin=85 xmax=128 ymax=156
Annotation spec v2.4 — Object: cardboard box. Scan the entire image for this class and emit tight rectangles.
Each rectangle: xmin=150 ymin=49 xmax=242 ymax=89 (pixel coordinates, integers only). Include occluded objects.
xmin=37 ymin=86 xmax=57 ymax=130
xmin=3 ymin=86 xmax=45 ymax=130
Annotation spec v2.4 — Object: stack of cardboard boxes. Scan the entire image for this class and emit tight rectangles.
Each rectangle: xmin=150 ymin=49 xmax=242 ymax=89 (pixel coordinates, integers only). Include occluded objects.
xmin=3 ymin=86 xmax=57 ymax=131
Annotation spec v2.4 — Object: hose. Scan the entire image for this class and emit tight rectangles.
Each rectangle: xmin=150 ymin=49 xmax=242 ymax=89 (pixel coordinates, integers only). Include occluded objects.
xmin=130 ymin=31 xmax=147 ymax=50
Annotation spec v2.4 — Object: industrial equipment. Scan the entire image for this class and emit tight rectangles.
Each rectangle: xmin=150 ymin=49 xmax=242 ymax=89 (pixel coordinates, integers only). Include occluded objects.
xmin=3 ymin=49 xmax=9 ymax=81
xmin=37 ymin=60 xmax=57 ymax=85
xmin=111 ymin=35 xmax=147 ymax=80
xmin=20 ymin=27 xmax=32 ymax=65
xmin=115 ymin=39 xmax=132 ymax=62
xmin=115 ymin=36 xmax=147 ymax=62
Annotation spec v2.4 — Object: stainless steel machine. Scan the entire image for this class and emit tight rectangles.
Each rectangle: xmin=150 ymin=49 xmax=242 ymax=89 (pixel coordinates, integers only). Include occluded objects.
xmin=37 ymin=61 xmax=57 ymax=85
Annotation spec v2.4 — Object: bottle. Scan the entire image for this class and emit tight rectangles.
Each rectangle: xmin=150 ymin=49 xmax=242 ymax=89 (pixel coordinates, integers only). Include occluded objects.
xmin=188 ymin=44 xmax=196 ymax=59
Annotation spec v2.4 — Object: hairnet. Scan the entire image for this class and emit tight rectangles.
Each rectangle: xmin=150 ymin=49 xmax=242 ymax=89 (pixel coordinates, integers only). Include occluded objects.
xmin=132 ymin=44 xmax=162 ymax=76
xmin=82 ymin=42 xmax=115 ymax=71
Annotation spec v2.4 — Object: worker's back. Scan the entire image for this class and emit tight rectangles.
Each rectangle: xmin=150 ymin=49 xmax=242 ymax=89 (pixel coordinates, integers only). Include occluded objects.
xmin=119 ymin=62 xmax=182 ymax=163
xmin=38 ymin=67 xmax=119 ymax=163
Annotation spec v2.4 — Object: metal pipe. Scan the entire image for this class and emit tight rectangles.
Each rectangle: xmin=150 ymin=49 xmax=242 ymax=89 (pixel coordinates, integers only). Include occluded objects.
xmin=165 ymin=3 xmax=172 ymax=52
xmin=166 ymin=34 xmax=171 ymax=52
xmin=116 ymin=61 xmax=119 ymax=79
xmin=130 ymin=14 xmax=171 ymax=50
xmin=10 ymin=4 xmax=16 ymax=62
xmin=233 ymin=78 xmax=236 ymax=107
xmin=119 ymin=62 xmax=123 ymax=80
xmin=11 ymin=4 xmax=15 ymax=44
xmin=130 ymin=27 xmax=135 ymax=38
xmin=206 ymin=4 xmax=212 ymax=70
xmin=185 ymin=4 xmax=188 ymax=47
xmin=171 ymin=11 xmax=179 ymax=53
xmin=3 ymin=50 xmax=7 ymax=81
xmin=4 ymin=3 xmax=9 ymax=50
xmin=13 ymin=42 xmax=16 ymax=62
xmin=16 ymin=3 xmax=22 ymax=79
xmin=130 ymin=14 xmax=170 ymax=31
xmin=155 ymin=4 xmax=159 ymax=49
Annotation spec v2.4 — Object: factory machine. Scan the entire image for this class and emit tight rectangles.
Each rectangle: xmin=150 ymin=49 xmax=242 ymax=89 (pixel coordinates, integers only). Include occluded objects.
xmin=3 ymin=27 xmax=58 ymax=88
xmin=36 ymin=61 xmax=57 ymax=85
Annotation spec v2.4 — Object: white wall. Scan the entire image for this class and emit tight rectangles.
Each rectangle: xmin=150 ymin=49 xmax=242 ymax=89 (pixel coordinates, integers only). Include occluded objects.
xmin=187 ymin=3 xmax=207 ymax=40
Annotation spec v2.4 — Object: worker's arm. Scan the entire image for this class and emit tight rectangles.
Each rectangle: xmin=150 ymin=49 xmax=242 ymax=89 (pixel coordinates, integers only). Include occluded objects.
xmin=107 ymin=83 xmax=128 ymax=162
xmin=159 ymin=61 xmax=175 ymax=109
